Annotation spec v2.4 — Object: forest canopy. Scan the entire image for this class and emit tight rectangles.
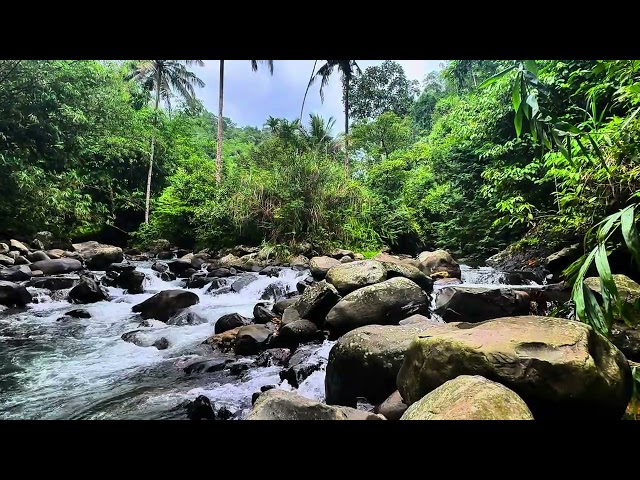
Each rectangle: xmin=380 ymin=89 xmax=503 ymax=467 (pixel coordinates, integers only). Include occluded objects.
xmin=1 ymin=59 xmax=639 ymax=262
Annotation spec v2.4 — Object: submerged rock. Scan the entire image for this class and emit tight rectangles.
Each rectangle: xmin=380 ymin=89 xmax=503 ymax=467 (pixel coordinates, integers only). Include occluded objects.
xmin=255 ymin=348 xmax=291 ymax=367
xmin=183 ymin=356 xmax=232 ymax=374
xmin=186 ymin=395 xmax=216 ymax=420
xmin=166 ymin=311 xmax=208 ymax=326
xmin=400 ymin=375 xmax=534 ymax=420
xmin=67 ymin=308 xmax=91 ymax=318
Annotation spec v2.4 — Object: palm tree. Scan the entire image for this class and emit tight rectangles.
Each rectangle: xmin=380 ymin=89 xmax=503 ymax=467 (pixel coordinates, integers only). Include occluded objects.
xmin=302 ymin=60 xmax=361 ymax=172
xmin=303 ymin=113 xmax=338 ymax=153
xmin=216 ymin=60 xmax=274 ymax=185
xmin=126 ymin=60 xmax=205 ymax=223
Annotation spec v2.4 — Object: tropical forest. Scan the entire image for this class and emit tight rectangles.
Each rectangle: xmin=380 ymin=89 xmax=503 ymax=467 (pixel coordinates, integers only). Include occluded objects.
xmin=0 ymin=59 xmax=639 ymax=420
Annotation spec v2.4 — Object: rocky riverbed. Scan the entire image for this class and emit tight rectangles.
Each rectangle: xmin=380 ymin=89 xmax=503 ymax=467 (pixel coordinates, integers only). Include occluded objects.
xmin=1 ymin=238 xmax=638 ymax=420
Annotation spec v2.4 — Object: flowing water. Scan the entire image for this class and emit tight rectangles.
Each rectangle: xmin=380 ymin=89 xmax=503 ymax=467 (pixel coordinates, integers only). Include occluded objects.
xmin=0 ymin=261 xmax=537 ymax=419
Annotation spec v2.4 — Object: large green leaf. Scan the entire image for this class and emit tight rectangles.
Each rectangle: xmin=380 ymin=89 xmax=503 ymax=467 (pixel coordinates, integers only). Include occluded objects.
xmin=621 ymin=206 xmax=640 ymax=267
xmin=514 ymin=108 xmax=523 ymax=137
xmin=597 ymin=210 xmax=623 ymax=243
xmin=594 ymin=243 xmax=619 ymax=330
xmin=524 ymin=60 xmax=539 ymax=77
xmin=512 ymin=77 xmax=522 ymax=112
xmin=478 ymin=65 xmax=516 ymax=88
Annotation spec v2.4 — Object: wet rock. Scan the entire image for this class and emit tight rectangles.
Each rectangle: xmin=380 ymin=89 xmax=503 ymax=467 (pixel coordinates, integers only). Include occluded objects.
xmin=281 ymin=306 xmax=301 ymax=326
xmin=186 ymin=274 xmax=210 ymax=289
xmin=206 ymin=267 xmax=232 ymax=277
xmin=0 ymin=265 xmax=32 ymax=282
xmin=0 ymin=280 xmax=32 ymax=307
xmin=231 ymin=275 xmax=259 ymax=292
xmin=290 ymin=255 xmax=309 ymax=268
xmin=191 ymin=256 xmax=207 ymax=270
xmin=279 ymin=346 xmax=322 ymax=388
xmin=228 ymin=362 xmax=250 ymax=375
xmin=160 ymin=271 xmax=176 ymax=282
xmin=167 ymin=260 xmax=193 ymax=276
xmin=202 ymin=327 xmax=241 ymax=352
xmin=247 ymin=389 xmax=383 ymax=420
xmin=132 ymin=290 xmax=199 ymax=322
xmin=9 ymin=239 xmax=30 ymax=255
xmin=121 ymin=330 xmax=145 ymax=346
xmin=309 ymin=256 xmax=341 ymax=279
xmin=417 ymin=249 xmax=461 ymax=279
xmin=0 ymin=254 xmax=14 ymax=267
xmin=401 ymin=375 xmax=534 ymax=420
xmin=156 ymin=251 xmax=174 ymax=260
xmin=296 ymin=275 xmax=314 ymax=294
xmin=325 ymin=277 xmax=430 ymax=336
xmin=215 ymin=313 xmax=252 ymax=334
xmin=106 ymin=262 xmax=135 ymax=273
xmin=72 ymin=241 xmax=123 ymax=270
xmin=116 ymin=270 xmax=145 ymax=294
xmin=434 ymin=277 xmax=462 ymax=287
xmin=253 ymin=302 xmax=277 ymax=324
xmin=434 ymin=286 xmax=530 ymax=323
xmin=30 ymin=258 xmax=82 ymax=275
xmin=152 ymin=337 xmax=170 ymax=350
xmin=374 ymin=391 xmax=407 ymax=421
xmin=274 ymin=296 xmax=300 ymax=314
xmin=100 ymin=270 xmax=119 ymax=287
xmin=166 ymin=311 xmax=208 ymax=326
xmin=216 ymin=406 xmax=233 ymax=420
xmin=178 ymin=267 xmax=197 ymax=279
xmin=277 ymin=319 xmax=322 ymax=347
xmin=260 ymin=282 xmax=288 ymax=301
xmin=397 ymin=316 xmax=632 ymax=420
xmin=398 ymin=314 xmax=439 ymax=326
xmin=545 ymin=244 xmax=581 ymax=275
xmin=205 ymin=277 xmax=232 ymax=293
xmin=294 ymin=280 xmax=341 ymax=325
xmin=325 ymin=323 xmax=438 ymax=407
xmin=611 ymin=323 xmax=640 ymax=362
xmin=28 ymin=275 xmax=79 ymax=291
xmin=382 ymin=262 xmax=434 ymax=293
xmin=152 ymin=261 xmax=169 ymax=273
xmin=325 ymin=260 xmax=387 ymax=295
xmin=68 ymin=278 xmax=110 ymax=304
xmin=183 ymin=356 xmax=232 ymax=374
xmin=186 ymin=395 xmax=215 ymax=420
xmin=67 ymin=308 xmax=91 ymax=318
xmin=259 ymin=266 xmax=282 ymax=277
xmin=0 ymin=243 xmax=9 ymax=255
xmin=25 ymin=251 xmax=50 ymax=263
xmin=234 ymin=324 xmax=272 ymax=355
xmin=255 ymin=348 xmax=291 ymax=367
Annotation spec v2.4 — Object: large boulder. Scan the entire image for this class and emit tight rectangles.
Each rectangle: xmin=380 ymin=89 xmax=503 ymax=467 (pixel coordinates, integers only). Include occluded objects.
xmin=276 ymin=319 xmax=322 ymax=347
xmin=584 ymin=274 xmax=640 ymax=304
xmin=435 ymin=286 xmax=530 ymax=323
xmin=381 ymin=262 xmax=434 ymax=293
xmin=329 ymin=248 xmax=355 ymax=259
xmin=0 ymin=280 xmax=32 ymax=307
xmin=168 ymin=260 xmax=193 ymax=276
xmin=115 ymin=270 xmax=145 ymax=294
xmin=28 ymin=275 xmax=79 ymax=291
xmin=545 ymin=244 xmax=581 ymax=274
xmin=30 ymin=258 xmax=82 ymax=275
xmin=132 ymin=290 xmax=199 ymax=322
xmin=72 ymin=241 xmax=123 ymax=270
xmin=293 ymin=280 xmax=341 ymax=325
xmin=68 ymin=278 xmax=110 ymax=304
xmin=246 ymin=389 xmax=383 ymax=420
xmin=309 ymin=256 xmax=340 ymax=279
xmin=215 ymin=313 xmax=252 ymax=334
xmin=397 ymin=316 xmax=632 ymax=420
xmin=325 ymin=277 xmax=430 ymax=335
xmin=325 ymin=323 xmax=437 ymax=407
xmin=400 ymin=375 xmax=534 ymax=420
xmin=9 ymin=239 xmax=30 ymax=255
xmin=417 ymin=250 xmax=461 ymax=279
xmin=325 ymin=260 xmax=387 ymax=295
xmin=0 ymin=265 xmax=32 ymax=282
xmin=274 ymin=296 xmax=300 ymax=314
xmin=203 ymin=327 xmax=241 ymax=352
xmin=290 ymin=255 xmax=309 ymax=268
xmin=281 ymin=306 xmax=302 ymax=326
xmin=234 ymin=324 xmax=272 ymax=355
xmin=253 ymin=302 xmax=278 ymax=324
xmin=611 ymin=323 xmax=640 ymax=362
xmin=279 ymin=344 xmax=323 ymax=388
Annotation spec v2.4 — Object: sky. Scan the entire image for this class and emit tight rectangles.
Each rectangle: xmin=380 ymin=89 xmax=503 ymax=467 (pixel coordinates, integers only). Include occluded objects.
xmin=191 ymin=60 xmax=444 ymax=132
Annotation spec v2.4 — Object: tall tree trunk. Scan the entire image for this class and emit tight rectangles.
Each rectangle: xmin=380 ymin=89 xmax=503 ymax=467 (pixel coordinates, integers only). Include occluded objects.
xmin=216 ymin=60 xmax=224 ymax=185
xmin=300 ymin=60 xmax=318 ymax=122
xmin=344 ymin=77 xmax=350 ymax=173
xmin=145 ymin=72 xmax=161 ymax=224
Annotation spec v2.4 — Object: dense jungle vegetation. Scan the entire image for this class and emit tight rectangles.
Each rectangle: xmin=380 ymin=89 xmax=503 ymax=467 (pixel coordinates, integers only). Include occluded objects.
xmin=1 ymin=60 xmax=639 ymax=264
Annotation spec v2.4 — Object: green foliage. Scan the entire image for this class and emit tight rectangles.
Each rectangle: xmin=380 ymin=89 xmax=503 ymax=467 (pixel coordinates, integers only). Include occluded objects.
xmin=349 ymin=61 xmax=419 ymax=120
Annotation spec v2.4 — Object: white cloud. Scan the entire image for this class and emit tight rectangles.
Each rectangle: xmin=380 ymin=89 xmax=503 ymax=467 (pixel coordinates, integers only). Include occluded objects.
xmin=192 ymin=60 xmax=444 ymax=133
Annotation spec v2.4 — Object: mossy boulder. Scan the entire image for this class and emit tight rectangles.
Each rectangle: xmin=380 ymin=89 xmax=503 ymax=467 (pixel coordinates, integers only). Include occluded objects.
xmin=309 ymin=256 xmax=341 ymax=279
xmin=434 ymin=286 xmax=530 ymax=323
xmin=400 ymin=375 xmax=534 ymax=420
xmin=325 ymin=260 xmax=387 ymax=295
xmin=417 ymin=249 xmax=461 ymax=279
xmin=397 ymin=316 xmax=632 ymax=420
